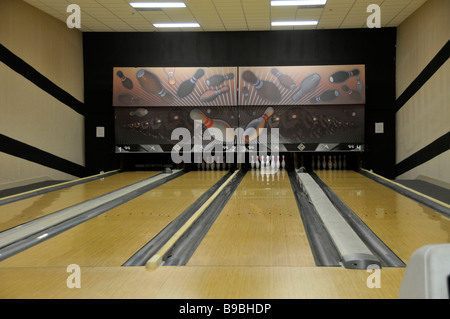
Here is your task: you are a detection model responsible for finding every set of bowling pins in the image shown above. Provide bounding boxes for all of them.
[196,156,231,171]
[311,155,346,170]
[250,155,286,182]
[250,155,285,170]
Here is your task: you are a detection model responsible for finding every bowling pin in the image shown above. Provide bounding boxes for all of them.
[276,156,280,169]
[242,86,249,101]
[136,69,173,104]
[251,155,255,169]
[242,70,281,103]
[328,156,332,170]
[291,73,321,102]
[311,155,315,170]
[271,155,276,170]
[177,68,205,98]
[281,155,286,169]
[116,70,133,90]
[341,85,362,101]
[322,156,326,169]
[163,67,176,85]
[310,90,339,104]
[243,107,275,142]
[255,156,260,169]
[356,76,364,91]
[266,156,270,168]
[206,73,234,87]
[317,155,321,170]
[329,69,360,83]
[190,109,235,142]
[271,68,296,90]
[260,155,265,168]
[129,108,148,117]
[333,155,337,169]
[199,86,229,103]
[118,93,144,105]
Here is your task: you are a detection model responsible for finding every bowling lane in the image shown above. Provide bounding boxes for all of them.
[187,169,316,267]
[315,170,450,263]
[0,171,227,268]
[0,171,160,232]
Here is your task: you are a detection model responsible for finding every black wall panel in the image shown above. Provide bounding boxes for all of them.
[83,28,396,177]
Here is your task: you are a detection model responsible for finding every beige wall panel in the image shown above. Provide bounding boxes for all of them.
[396,0,450,98]
[0,152,77,187]
[396,150,450,185]
[0,0,84,102]
[0,62,85,167]
[396,60,449,162]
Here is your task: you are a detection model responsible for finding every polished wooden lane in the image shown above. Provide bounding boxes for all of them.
[0,171,227,267]
[0,266,405,299]
[0,171,160,232]
[188,169,316,267]
[315,170,450,264]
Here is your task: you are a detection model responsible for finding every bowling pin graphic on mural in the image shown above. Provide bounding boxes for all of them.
[206,73,234,87]
[242,70,282,103]
[199,86,230,103]
[129,108,148,117]
[116,70,133,90]
[271,68,296,90]
[243,107,274,143]
[329,69,360,83]
[291,73,321,102]
[190,108,235,142]
[136,69,174,104]
[177,68,205,98]
[118,93,144,105]
[341,85,362,101]
[163,67,176,86]
[310,90,339,104]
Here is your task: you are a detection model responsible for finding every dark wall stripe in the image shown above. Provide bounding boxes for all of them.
[395,40,449,113]
[395,131,450,177]
[0,134,86,178]
[0,44,85,116]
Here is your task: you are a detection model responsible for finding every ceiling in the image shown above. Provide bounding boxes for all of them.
[22,0,428,32]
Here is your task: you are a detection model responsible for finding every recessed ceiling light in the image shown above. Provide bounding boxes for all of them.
[153,23,200,28]
[271,0,327,6]
[130,2,186,9]
[271,21,318,26]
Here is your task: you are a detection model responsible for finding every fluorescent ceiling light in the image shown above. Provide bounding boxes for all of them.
[153,23,200,28]
[271,0,327,6]
[130,2,186,8]
[272,21,318,26]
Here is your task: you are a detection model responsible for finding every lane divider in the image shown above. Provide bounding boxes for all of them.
[146,170,239,270]
[0,170,182,262]
[0,169,121,206]
[361,169,450,209]
[297,171,381,269]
